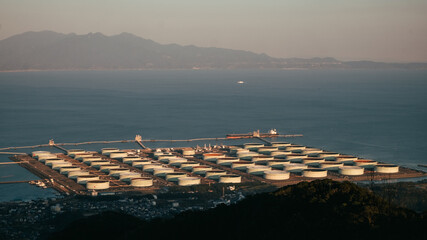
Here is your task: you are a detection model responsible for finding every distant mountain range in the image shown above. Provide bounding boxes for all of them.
[1,31,426,71]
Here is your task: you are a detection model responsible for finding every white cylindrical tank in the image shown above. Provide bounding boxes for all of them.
[180,162,200,171]
[231,161,256,171]
[131,177,153,187]
[67,149,85,157]
[82,157,103,163]
[354,159,378,167]
[285,145,306,151]
[302,157,326,166]
[203,153,226,161]
[99,164,121,172]
[320,162,344,170]
[243,143,265,150]
[270,142,291,148]
[181,148,195,156]
[122,156,142,164]
[74,153,93,160]
[216,157,239,166]
[167,157,188,166]
[32,151,50,158]
[109,168,131,177]
[77,175,99,184]
[165,172,187,182]
[286,154,308,162]
[178,177,201,186]
[375,164,399,174]
[68,170,90,179]
[263,170,290,180]
[142,164,163,173]
[318,152,340,158]
[101,148,120,155]
[119,172,142,182]
[110,151,128,159]
[59,166,81,175]
[339,166,364,176]
[228,146,242,155]
[335,156,358,163]
[37,154,58,162]
[303,169,328,178]
[301,148,323,155]
[45,158,66,166]
[192,166,213,175]
[89,160,110,167]
[267,160,290,168]
[246,166,271,175]
[269,151,292,159]
[257,147,279,155]
[219,174,242,183]
[205,170,227,179]
[153,168,174,177]
[237,151,259,160]
[283,163,308,172]
[51,162,73,170]
[131,160,152,168]
[251,156,275,163]
[86,180,109,190]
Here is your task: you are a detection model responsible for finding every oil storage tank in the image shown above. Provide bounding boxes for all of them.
[131,177,153,187]
[219,174,241,183]
[180,162,200,171]
[132,160,152,168]
[320,162,344,170]
[216,157,239,166]
[67,149,85,157]
[205,170,227,180]
[109,168,131,177]
[119,172,142,182]
[77,175,99,184]
[101,148,120,156]
[231,161,256,171]
[375,164,399,173]
[165,172,187,182]
[51,162,73,170]
[59,166,81,175]
[263,170,290,180]
[243,143,265,150]
[192,166,213,175]
[110,151,128,159]
[68,170,90,180]
[339,166,364,176]
[302,169,328,178]
[153,167,174,177]
[86,180,109,190]
[122,156,142,164]
[246,166,271,176]
[45,158,66,167]
[178,177,201,186]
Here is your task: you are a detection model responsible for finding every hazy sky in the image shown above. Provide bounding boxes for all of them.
[1,0,427,62]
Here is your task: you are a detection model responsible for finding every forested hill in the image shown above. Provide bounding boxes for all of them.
[1,31,426,71]
[50,180,427,240]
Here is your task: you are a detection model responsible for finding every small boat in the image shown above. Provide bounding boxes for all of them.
[237,81,245,84]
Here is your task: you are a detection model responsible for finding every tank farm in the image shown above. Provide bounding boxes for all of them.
[2,131,426,196]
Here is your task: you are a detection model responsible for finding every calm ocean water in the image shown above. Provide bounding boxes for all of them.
[0,69,426,201]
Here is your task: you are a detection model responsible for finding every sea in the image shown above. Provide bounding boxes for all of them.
[0,69,426,202]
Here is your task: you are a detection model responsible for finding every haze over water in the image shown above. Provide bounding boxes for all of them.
[0,69,426,201]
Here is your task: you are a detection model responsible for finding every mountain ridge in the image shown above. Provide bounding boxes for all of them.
[1,31,426,71]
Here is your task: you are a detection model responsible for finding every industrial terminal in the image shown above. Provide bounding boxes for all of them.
[2,130,425,197]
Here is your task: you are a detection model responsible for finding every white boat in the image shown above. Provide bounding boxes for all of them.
[237,81,245,84]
